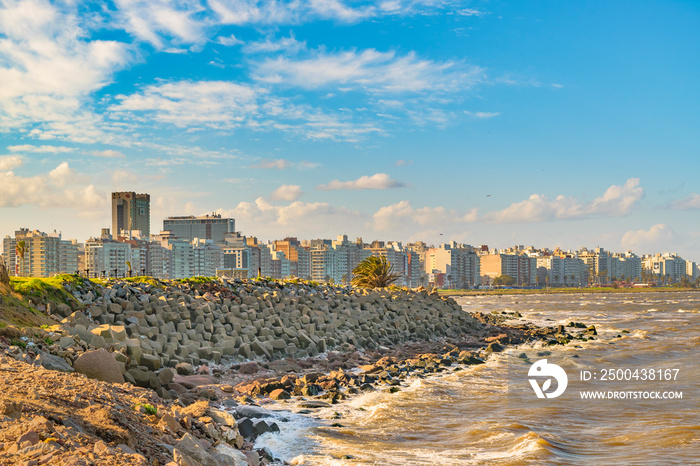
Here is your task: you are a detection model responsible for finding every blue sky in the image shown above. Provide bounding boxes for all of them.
[1,0,699,261]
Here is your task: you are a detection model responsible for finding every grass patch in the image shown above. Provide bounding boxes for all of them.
[123,276,165,288]
[11,277,78,305]
[176,276,215,285]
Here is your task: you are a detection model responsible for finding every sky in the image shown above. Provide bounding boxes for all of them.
[0,0,699,261]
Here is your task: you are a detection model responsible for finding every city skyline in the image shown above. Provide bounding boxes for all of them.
[0,1,699,262]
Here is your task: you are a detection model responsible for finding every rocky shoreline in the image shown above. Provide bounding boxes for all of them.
[0,277,595,465]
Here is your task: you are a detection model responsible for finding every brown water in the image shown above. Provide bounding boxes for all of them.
[255,292,700,465]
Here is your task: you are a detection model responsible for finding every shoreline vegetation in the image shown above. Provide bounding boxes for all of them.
[0,274,662,465]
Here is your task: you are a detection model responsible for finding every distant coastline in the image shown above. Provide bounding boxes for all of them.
[439,287,699,297]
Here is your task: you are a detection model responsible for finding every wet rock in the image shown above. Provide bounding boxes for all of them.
[486,342,504,353]
[297,400,331,409]
[232,406,268,422]
[237,417,254,440]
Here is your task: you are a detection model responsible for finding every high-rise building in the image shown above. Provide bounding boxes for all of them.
[112,192,150,238]
[163,214,234,243]
[2,229,79,277]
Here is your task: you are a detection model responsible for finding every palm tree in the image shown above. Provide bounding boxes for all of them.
[126,261,133,277]
[15,240,26,277]
[351,256,400,288]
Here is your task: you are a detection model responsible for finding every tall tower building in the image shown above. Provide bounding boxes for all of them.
[112,192,150,238]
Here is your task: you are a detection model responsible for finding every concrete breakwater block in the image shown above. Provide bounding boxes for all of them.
[59,279,481,381]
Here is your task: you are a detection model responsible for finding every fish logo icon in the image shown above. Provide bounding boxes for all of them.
[528,359,568,399]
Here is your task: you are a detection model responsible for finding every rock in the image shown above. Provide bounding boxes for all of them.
[297,400,331,409]
[141,354,161,371]
[237,417,254,440]
[73,349,125,384]
[486,342,504,353]
[234,405,273,419]
[207,408,237,427]
[158,368,175,386]
[269,389,291,400]
[252,419,271,437]
[33,352,74,373]
[159,413,182,434]
[0,400,22,419]
[175,362,194,376]
[175,433,216,466]
[214,443,247,466]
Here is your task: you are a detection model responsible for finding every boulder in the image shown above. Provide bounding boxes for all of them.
[141,354,161,371]
[33,352,74,373]
[269,389,291,400]
[175,362,194,376]
[175,433,217,466]
[207,408,237,427]
[214,443,247,466]
[73,349,125,384]
[234,405,273,419]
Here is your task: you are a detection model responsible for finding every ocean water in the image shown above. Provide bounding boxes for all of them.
[253,292,700,465]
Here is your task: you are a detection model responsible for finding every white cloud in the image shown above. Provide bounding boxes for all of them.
[668,193,700,210]
[91,149,126,159]
[252,158,290,169]
[457,8,486,16]
[112,0,209,49]
[250,159,321,170]
[0,161,107,211]
[270,184,303,201]
[0,0,131,142]
[0,155,23,170]
[464,110,500,119]
[209,0,373,25]
[621,224,675,253]
[243,33,306,54]
[317,173,405,190]
[110,80,260,130]
[484,178,644,223]
[217,197,364,239]
[370,200,477,232]
[209,0,454,26]
[395,159,412,166]
[110,79,380,141]
[215,34,243,46]
[7,144,73,153]
[253,49,484,93]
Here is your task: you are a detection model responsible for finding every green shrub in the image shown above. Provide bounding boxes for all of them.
[10,339,26,348]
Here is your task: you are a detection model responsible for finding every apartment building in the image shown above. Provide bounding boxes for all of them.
[480,253,536,286]
[163,214,235,243]
[425,243,481,289]
[2,229,79,277]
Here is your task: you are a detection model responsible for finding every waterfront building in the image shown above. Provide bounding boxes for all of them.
[112,192,150,238]
[426,243,481,289]
[2,229,78,277]
[480,252,536,286]
[163,213,234,243]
